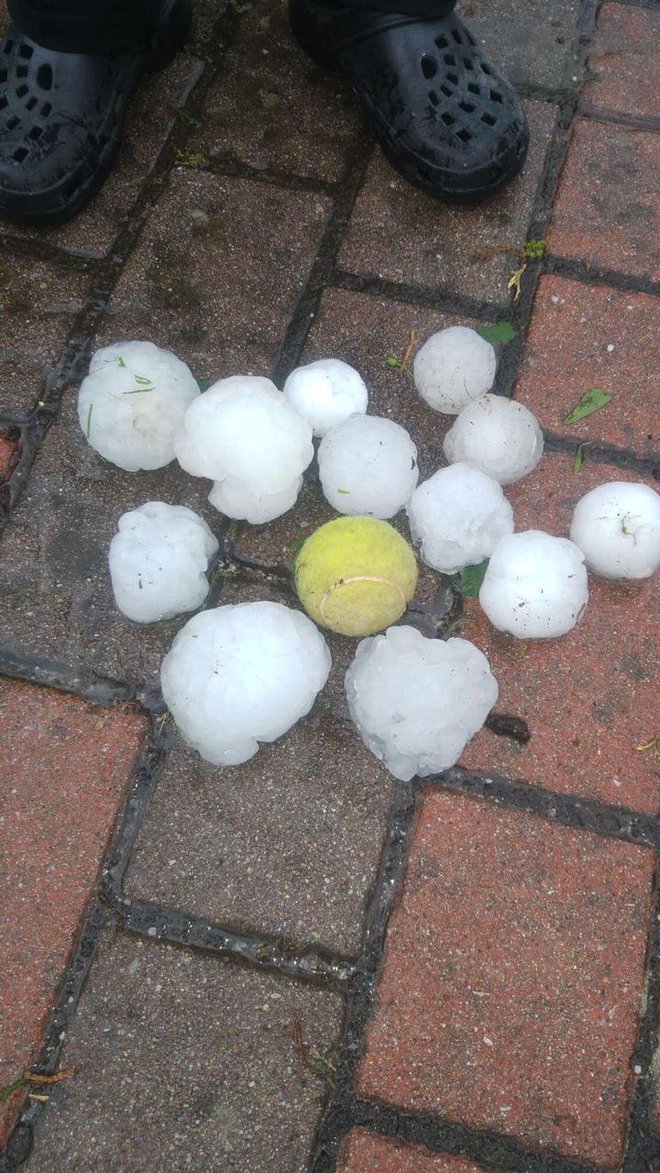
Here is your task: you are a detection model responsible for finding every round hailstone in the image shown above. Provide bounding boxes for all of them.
[160,602,331,766]
[479,530,588,639]
[109,502,218,623]
[209,474,303,525]
[443,393,544,485]
[78,340,199,471]
[283,358,368,437]
[345,625,498,781]
[174,375,313,496]
[318,414,419,518]
[570,481,660,580]
[414,326,496,415]
[407,463,514,573]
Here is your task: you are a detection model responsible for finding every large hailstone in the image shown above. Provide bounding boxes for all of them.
[414,327,496,415]
[283,358,368,438]
[318,414,419,518]
[345,625,498,781]
[479,530,588,639]
[161,602,331,766]
[175,376,313,523]
[407,463,514,573]
[78,340,199,471]
[109,502,218,623]
[570,481,660,581]
[443,393,544,485]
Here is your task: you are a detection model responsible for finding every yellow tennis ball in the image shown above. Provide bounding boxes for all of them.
[294,516,418,637]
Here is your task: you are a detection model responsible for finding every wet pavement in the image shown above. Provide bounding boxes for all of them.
[0,1,658,1171]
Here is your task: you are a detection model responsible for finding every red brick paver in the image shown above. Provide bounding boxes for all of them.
[585,3,660,121]
[460,451,659,815]
[0,681,146,1145]
[337,1129,487,1173]
[0,431,19,482]
[358,790,655,1168]
[549,119,659,281]
[514,275,658,457]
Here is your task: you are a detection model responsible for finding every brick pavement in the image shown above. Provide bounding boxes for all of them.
[0,1,658,1171]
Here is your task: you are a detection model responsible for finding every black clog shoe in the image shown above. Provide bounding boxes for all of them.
[290,0,529,201]
[0,0,191,226]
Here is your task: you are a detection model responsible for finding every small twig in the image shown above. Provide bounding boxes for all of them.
[292,1015,335,1087]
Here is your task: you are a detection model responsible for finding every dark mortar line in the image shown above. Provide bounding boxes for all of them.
[621,868,660,1171]
[421,768,660,853]
[0,231,101,272]
[347,1096,608,1173]
[607,0,657,8]
[515,81,578,105]
[113,897,355,992]
[0,648,133,707]
[543,431,659,478]
[1,897,113,1172]
[544,254,660,298]
[175,151,337,196]
[269,134,376,387]
[579,104,660,134]
[329,268,511,320]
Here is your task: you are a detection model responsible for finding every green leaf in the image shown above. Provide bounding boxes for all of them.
[336,488,351,495]
[562,387,612,426]
[197,378,213,393]
[122,386,155,395]
[522,238,546,261]
[0,1078,28,1104]
[453,559,489,598]
[386,356,402,368]
[134,374,153,385]
[476,322,517,345]
[85,403,93,440]
[573,442,588,475]
[116,356,127,368]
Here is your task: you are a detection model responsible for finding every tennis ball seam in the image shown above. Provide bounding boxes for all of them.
[319,575,407,622]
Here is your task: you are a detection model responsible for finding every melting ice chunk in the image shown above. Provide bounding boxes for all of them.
[479,530,588,639]
[283,358,368,438]
[407,462,514,573]
[570,481,660,580]
[318,414,419,519]
[443,393,544,485]
[414,327,496,415]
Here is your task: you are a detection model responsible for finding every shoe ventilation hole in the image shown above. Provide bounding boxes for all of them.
[6,115,19,130]
[16,83,28,97]
[13,146,28,161]
[429,90,439,106]
[463,57,474,70]
[36,64,53,90]
[435,35,449,49]
[441,111,455,127]
[444,53,456,66]
[456,127,472,142]
[446,72,459,85]
[466,29,477,45]
[490,89,503,102]
[28,124,42,140]
[416,163,432,183]
[421,54,437,79]
[459,100,475,112]
[440,83,453,97]
[451,29,462,44]
[18,43,33,59]
[481,111,496,125]
[0,96,6,110]
[26,95,37,110]
[0,67,6,83]
[16,64,28,78]
[41,101,52,116]
[480,61,493,76]
[467,81,480,95]
[3,40,14,54]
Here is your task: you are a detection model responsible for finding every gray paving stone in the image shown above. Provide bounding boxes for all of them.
[0,250,92,419]
[337,102,558,305]
[93,170,332,383]
[191,0,362,182]
[26,930,343,1173]
[463,0,580,90]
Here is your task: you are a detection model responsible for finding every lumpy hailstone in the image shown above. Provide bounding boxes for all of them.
[407,463,514,573]
[480,530,588,639]
[161,602,331,766]
[570,481,660,581]
[174,376,313,522]
[346,625,498,781]
[414,327,496,415]
[109,502,218,623]
[283,358,368,437]
[78,340,199,471]
[443,393,544,485]
[318,414,419,518]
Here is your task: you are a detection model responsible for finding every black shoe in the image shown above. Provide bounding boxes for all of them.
[289,0,529,202]
[0,0,191,226]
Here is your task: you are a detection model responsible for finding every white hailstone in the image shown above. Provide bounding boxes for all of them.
[414,326,496,415]
[443,393,544,484]
[78,340,199,471]
[208,475,303,525]
[160,602,331,766]
[318,414,419,518]
[570,481,660,580]
[283,358,368,437]
[174,376,314,515]
[479,530,588,639]
[407,463,514,574]
[345,625,498,781]
[109,502,218,623]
